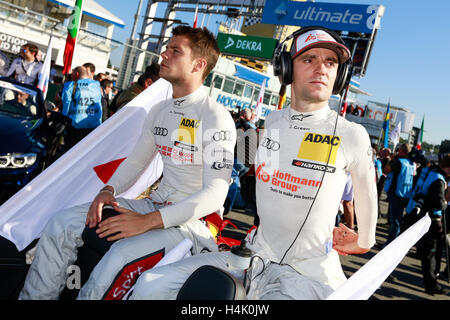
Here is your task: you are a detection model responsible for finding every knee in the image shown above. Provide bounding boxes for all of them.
[131,269,175,300]
[43,209,70,236]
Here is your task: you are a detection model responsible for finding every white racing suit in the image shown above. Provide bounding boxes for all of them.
[127,105,378,300]
[19,86,236,300]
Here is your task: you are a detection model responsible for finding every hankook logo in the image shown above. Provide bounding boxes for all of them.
[292,160,336,173]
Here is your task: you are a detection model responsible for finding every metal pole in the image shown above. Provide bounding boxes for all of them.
[130,0,144,40]
[340,39,357,117]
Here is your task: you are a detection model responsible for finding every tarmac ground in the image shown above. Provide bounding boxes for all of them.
[222,193,450,300]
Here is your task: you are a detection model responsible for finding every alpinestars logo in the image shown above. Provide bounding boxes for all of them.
[174,99,185,106]
[291,114,312,121]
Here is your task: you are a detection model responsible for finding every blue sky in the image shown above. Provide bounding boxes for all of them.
[97,0,449,146]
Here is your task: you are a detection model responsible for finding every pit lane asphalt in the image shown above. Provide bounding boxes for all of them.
[222,193,450,300]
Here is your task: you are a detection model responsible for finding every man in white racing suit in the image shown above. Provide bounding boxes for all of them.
[19,26,236,300]
[126,27,378,300]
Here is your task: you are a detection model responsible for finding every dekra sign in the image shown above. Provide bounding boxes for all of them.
[235,39,262,52]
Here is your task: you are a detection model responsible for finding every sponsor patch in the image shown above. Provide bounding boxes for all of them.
[291,159,336,173]
[103,249,164,300]
[157,144,193,163]
[297,132,341,165]
[177,117,200,145]
[255,162,322,195]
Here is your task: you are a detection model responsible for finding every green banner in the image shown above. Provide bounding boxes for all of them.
[217,33,278,60]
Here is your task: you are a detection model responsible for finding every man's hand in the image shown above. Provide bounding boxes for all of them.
[86,187,119,228]
[333,223,369,256]
[96,206,164,241]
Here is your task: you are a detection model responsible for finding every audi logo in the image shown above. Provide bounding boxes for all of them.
[261,137,280,151]
[212,131,232,141]
[211,160,233,170]
[153,127,168,136]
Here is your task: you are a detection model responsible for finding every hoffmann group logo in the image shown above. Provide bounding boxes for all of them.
[256,162,322,193]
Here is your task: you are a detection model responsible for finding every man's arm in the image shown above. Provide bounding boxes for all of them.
[95,107,236,240]
[426,179,447,212]
[85,107,159,229]
[342,200,355,230]
[158,110,236,228]
[5,58,18,77]
[446,184,450,203]
[334,125,378,255]
[60,81,72,116]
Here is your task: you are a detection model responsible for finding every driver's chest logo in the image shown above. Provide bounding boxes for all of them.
[297,132,341,165]
[177,117,200,145]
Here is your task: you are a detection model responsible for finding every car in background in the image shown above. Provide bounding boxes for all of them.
[0,77,69,204]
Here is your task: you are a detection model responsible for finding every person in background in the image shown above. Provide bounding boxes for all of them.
[83,62,96,80]
[382,143,415,246]
[108,62,160,115]
[100,79,113,121]
[406,155,450,295]
[61,65,103,150]
[0,49,10,76]
[337,173,355,230]
[6,43,42,85]
[95,73,108,82]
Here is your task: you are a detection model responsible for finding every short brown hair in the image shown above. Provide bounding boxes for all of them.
[83,62,96,74]
[172,26,220,79]
[399,143,412,155]
[24,43,39,56]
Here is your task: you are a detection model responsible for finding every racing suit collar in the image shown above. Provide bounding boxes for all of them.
[171,85,204,108]
[287,105,330,124]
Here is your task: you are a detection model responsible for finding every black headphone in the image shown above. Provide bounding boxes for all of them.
[273,26,352,95]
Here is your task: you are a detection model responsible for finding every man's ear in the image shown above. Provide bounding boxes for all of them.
[144,78,154,89]
[193,58,207,74]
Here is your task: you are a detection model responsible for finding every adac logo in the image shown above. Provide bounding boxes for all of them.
[177,117,200,145]
[297,132,341,165]
[180,118,200,129]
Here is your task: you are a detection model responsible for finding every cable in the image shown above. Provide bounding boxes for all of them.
[279,91,345,265]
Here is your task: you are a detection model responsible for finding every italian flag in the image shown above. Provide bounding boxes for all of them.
[416,116,424,150]
[62,0,84,75]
